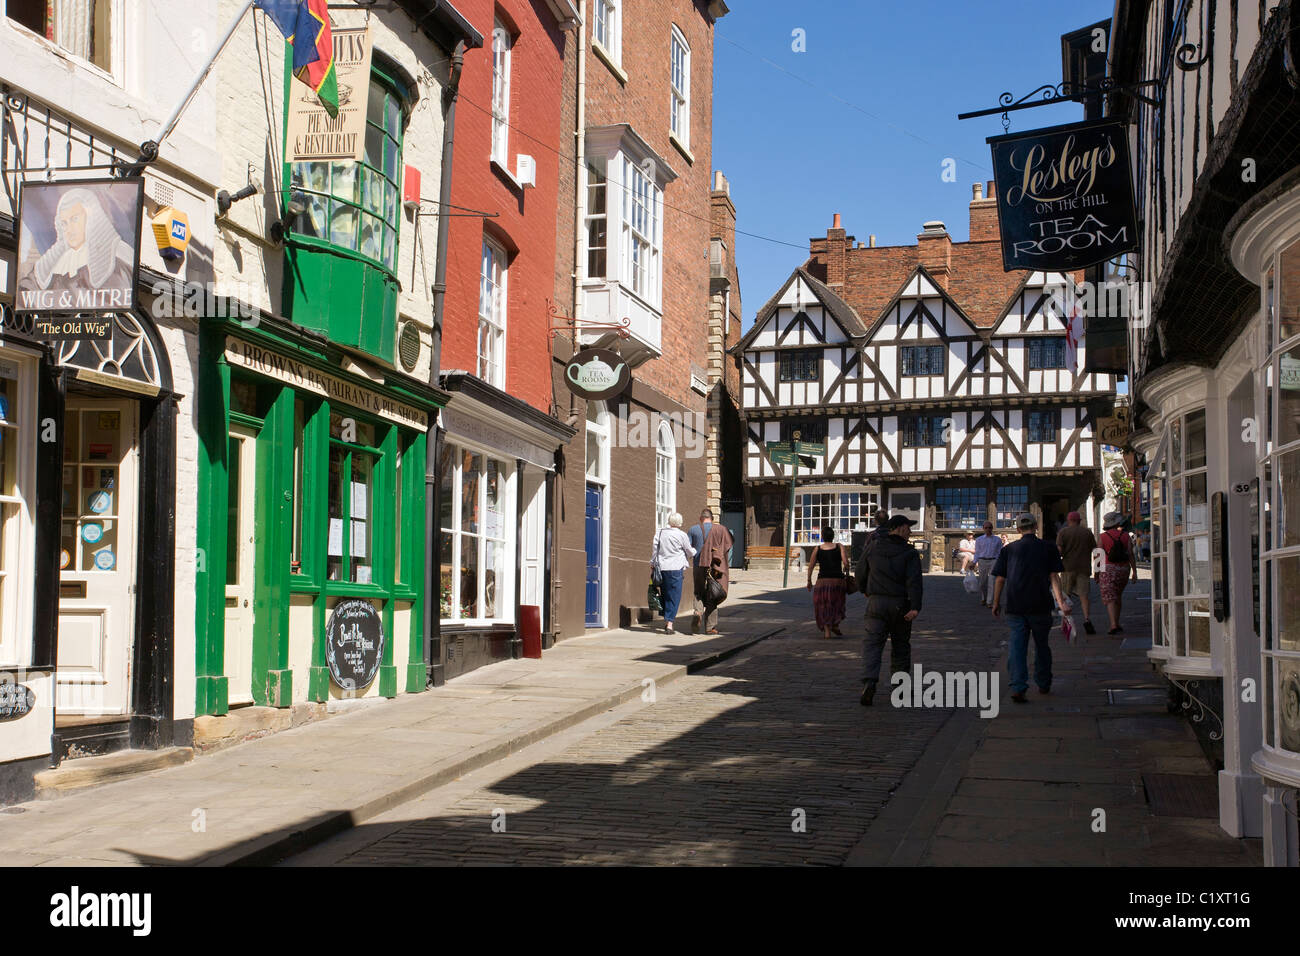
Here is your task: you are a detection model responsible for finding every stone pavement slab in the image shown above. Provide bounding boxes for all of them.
[0,571,795,867]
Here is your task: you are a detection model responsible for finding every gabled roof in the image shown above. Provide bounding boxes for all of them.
[860,264,982,340]
[733,265,867,353]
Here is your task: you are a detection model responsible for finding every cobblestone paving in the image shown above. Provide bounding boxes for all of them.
[322,576,997,865]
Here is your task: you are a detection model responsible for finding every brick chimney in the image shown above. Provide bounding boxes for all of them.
[917,220,952,289]
[969,179,999,242]
[812,213,851,290]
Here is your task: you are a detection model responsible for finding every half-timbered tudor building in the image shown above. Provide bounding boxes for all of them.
[735,194,1117,570]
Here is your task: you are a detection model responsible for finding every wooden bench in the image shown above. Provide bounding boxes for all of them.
[744,545,803,570]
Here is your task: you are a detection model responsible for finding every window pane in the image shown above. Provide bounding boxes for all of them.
[359,213,383,261]
[439,532,453,618]
[362,165,384,215]
[330,201,359,250]
[484,539,502,618]
[327,446,344,580]
[459,533,478,619]
[438,441,455,530]
[349,453,373,583]
[1185,410,1207,469]
[1185,473,1208,534]
[461,451,481,531]
[1278,556,1300,651]
[1279,344,1300,447]
[332,162,359,204]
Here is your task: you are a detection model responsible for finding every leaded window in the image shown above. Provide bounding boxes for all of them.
[1028,336,1068,369]
[935,487,986,529]
[901,344,945,376]
[901,414,945,448]
[779,349,820,383]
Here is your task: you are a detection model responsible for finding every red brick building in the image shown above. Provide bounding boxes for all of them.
[550,0,730,635]
[435,0,578,678]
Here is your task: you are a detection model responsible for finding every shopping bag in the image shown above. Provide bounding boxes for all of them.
[647,579,663,615]
[1062,615,1074,643]
[963,570,981,595]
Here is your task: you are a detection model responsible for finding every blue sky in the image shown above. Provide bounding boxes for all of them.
[712,0,1115,328]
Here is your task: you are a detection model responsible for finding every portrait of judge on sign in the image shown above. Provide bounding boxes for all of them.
[15,178,143,315]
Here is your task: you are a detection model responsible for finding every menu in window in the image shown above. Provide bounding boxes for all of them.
[328,518,343,557]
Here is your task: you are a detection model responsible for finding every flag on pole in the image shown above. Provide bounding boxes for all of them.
[1064,282,1084,375]
[257,0,339,118]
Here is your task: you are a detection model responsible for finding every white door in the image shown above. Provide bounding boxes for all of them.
[57,401,138,715]
[889,487,925,531]
[519,470,545,619]
[223,426,257,706]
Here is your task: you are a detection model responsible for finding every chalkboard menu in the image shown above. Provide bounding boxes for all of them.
[1211,492,1229,623]
[325,600,384,691]
[0,681,35,720]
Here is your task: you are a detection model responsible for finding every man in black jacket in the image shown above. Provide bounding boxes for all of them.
[856,514,923,706]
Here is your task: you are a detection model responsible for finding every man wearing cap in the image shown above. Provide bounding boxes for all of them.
[855,514,923,706]
[1055,511,1097,635]
[992,513,1071,703]
[972,520,1003,607]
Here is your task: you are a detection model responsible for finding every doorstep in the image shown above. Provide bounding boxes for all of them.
[34,747,194,796]
[192,702,329,754]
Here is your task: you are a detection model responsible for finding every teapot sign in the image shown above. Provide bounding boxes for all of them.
[564,348,631,400]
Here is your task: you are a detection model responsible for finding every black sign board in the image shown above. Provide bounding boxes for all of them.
[325,599,385,691]
[1211,491,1229,623]
[987,119,1138,272]
[563,348,631,401]
[0,680,35,721]
[15,178,144,336]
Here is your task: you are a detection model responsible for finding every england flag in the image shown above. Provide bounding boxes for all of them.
[1064,283,1084,375]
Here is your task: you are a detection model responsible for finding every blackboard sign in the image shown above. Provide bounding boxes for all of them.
[987,119,1138,272]
[1211,492,1229,623]
[326,599,384,691]
[0,680,35,721]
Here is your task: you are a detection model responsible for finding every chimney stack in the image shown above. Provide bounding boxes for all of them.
[969,179,999,242]
[712,170,729,194]
[818,213,849,289]
[917,220,952,289]
[869,234,876,248]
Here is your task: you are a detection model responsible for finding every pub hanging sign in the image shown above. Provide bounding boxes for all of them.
[987,119,1138,273]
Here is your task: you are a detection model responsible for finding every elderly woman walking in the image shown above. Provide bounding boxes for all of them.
[651,513,695,633]
[807,524,850,638]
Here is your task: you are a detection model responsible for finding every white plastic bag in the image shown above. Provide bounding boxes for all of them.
[963,570,981,595]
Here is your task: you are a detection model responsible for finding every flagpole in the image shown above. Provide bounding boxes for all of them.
[123,0,257,174]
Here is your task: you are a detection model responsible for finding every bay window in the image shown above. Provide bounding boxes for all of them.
[586,160,607,278]
[1154,408,1211,658]
[622,155,661,304]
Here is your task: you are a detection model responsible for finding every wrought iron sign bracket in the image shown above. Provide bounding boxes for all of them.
[546,299,631,343]
[1165,675,1224,743]
[958,77,1164,124]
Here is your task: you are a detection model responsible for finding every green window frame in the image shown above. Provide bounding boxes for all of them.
[326,413,387,587]
[289,74,405,274]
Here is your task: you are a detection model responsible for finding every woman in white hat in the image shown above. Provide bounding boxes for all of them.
[1097,511,1137,635]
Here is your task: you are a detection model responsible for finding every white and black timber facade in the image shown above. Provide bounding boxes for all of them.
[734,196,1117,569]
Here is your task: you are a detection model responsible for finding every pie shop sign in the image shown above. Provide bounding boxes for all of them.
[988,119,1139,272]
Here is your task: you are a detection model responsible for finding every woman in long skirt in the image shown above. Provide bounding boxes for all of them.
[806,524,849,639]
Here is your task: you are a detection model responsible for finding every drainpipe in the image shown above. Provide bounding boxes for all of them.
[568,13,586,426]
[424,38,467,686]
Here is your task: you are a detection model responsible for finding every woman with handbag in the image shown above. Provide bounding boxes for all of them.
[807,524,851,638]
[696,517,735,635]
[651,513,695,633]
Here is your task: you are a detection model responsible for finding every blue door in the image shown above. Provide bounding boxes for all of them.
[585,483,603,626]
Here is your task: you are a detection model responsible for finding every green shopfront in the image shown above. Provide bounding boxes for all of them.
[195,322,445,713]
[193,51,448,716]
